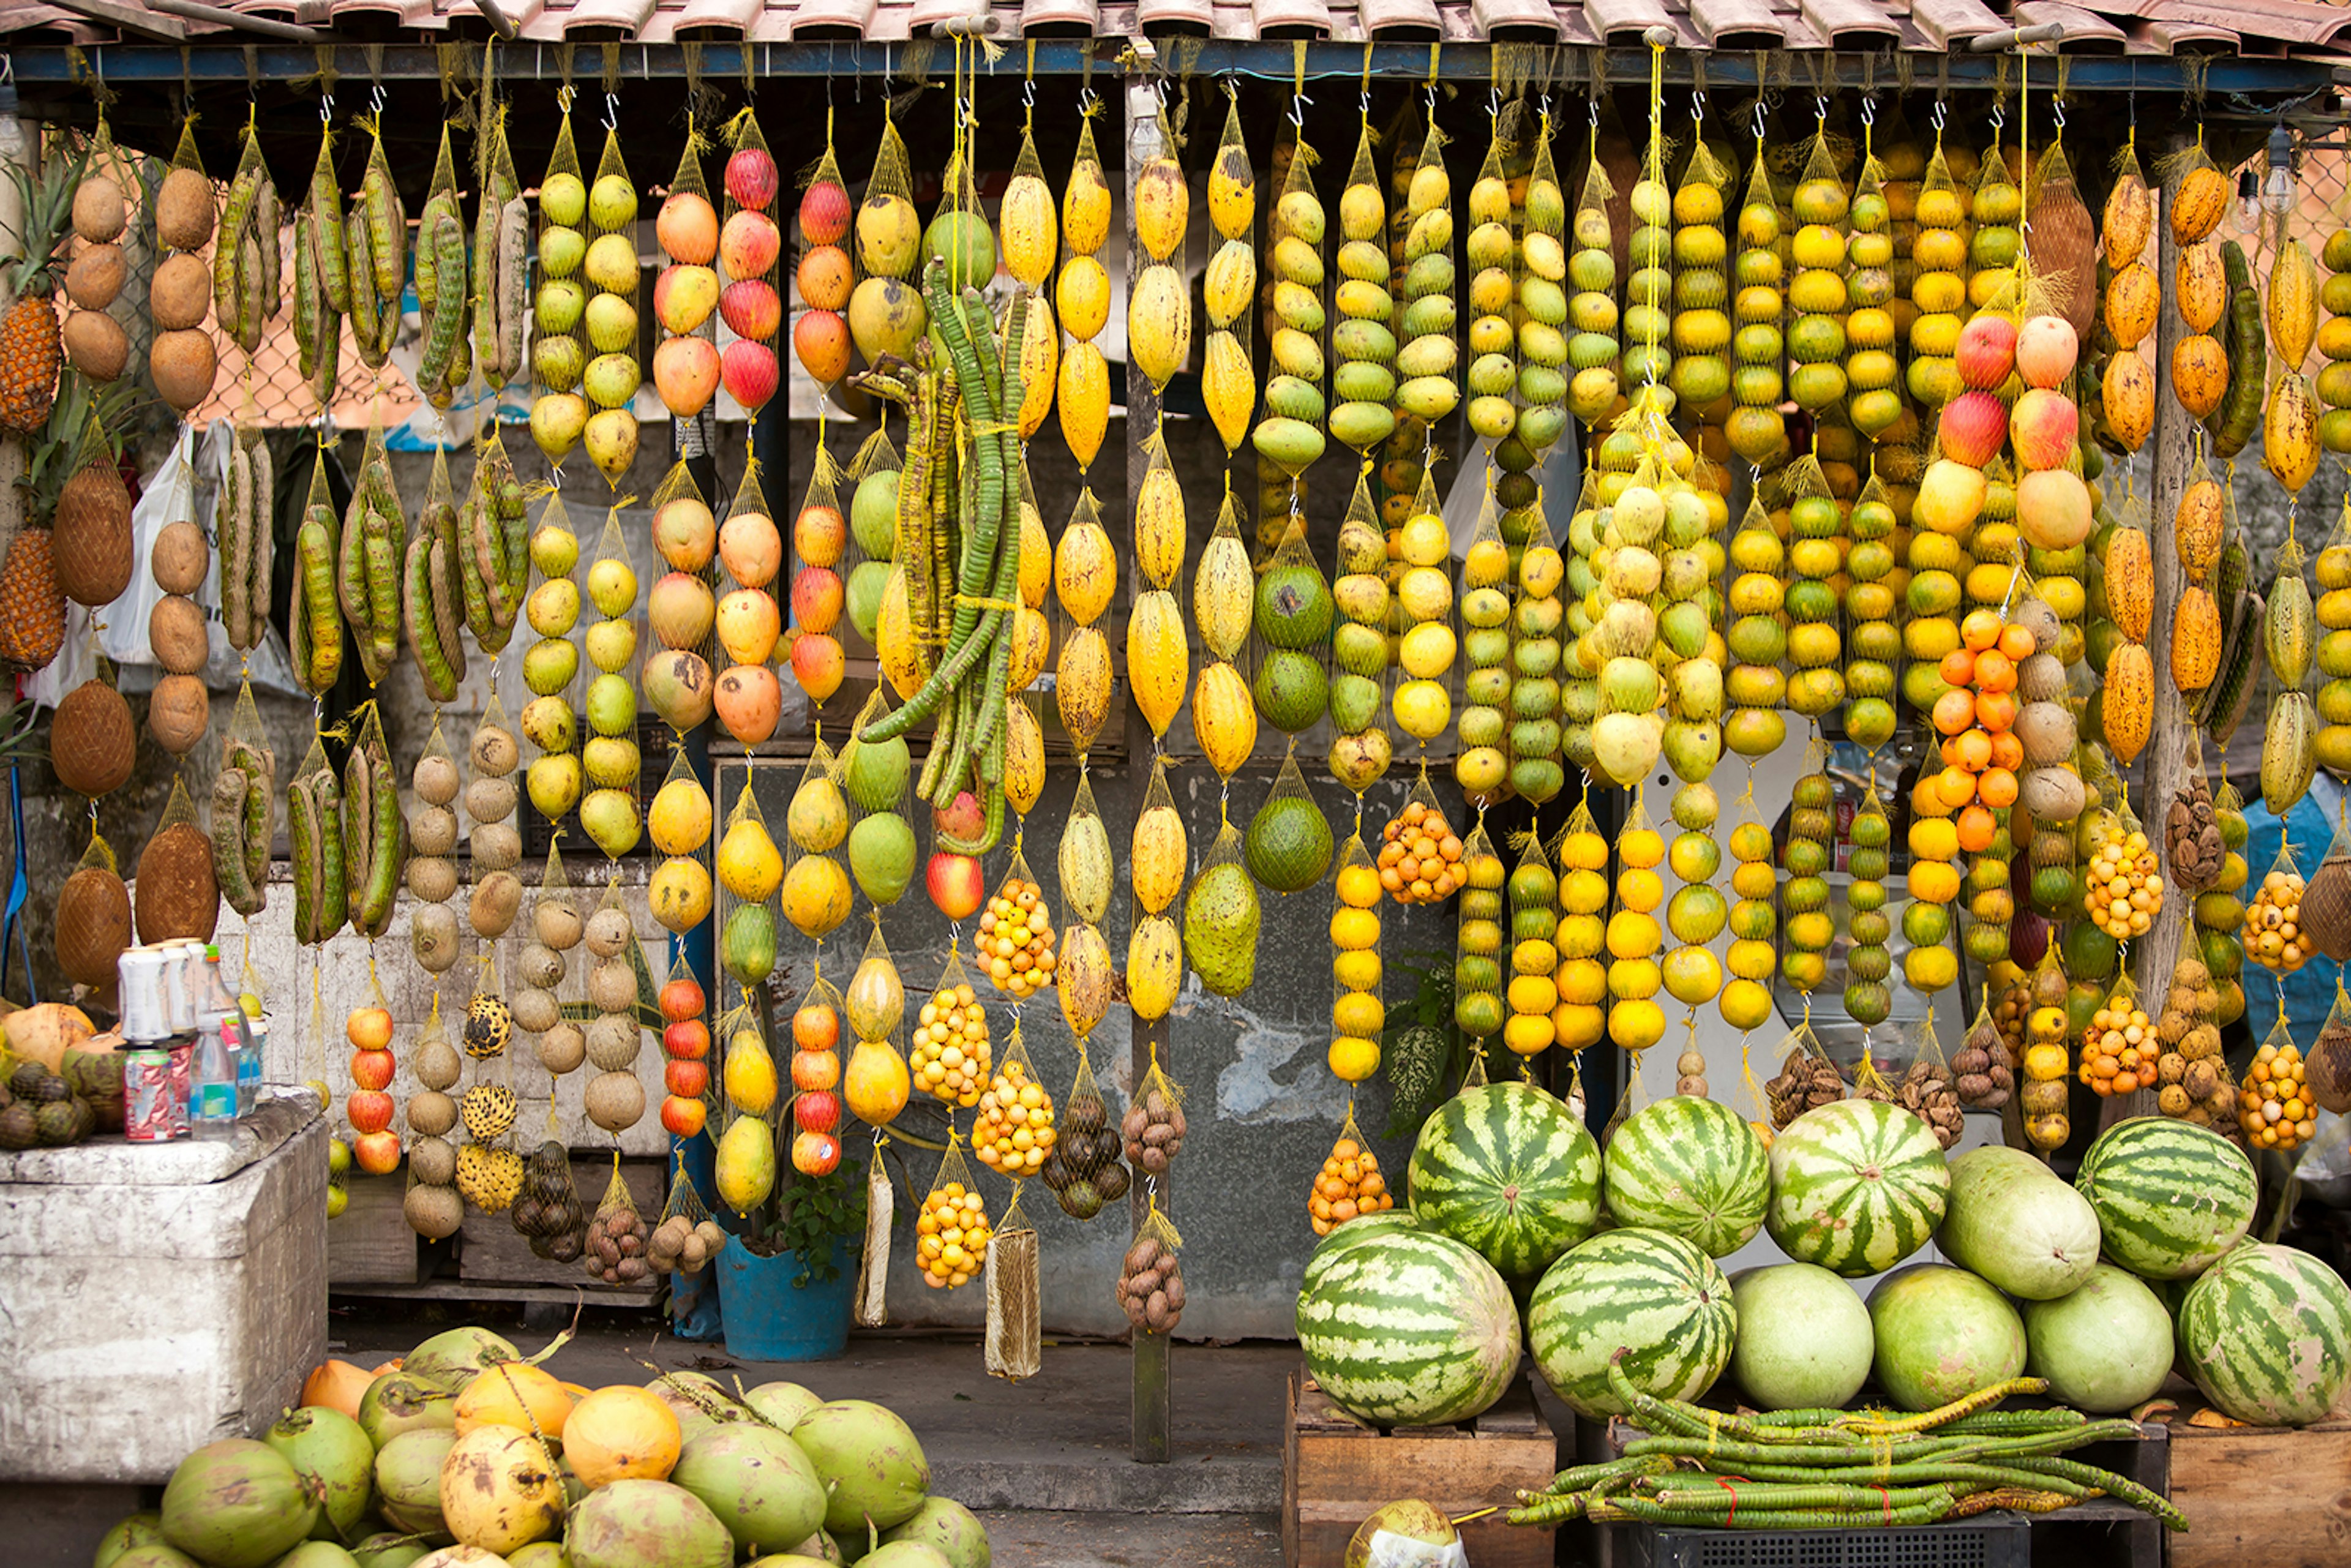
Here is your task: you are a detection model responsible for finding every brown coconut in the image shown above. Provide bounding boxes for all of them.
[54,457,133,607]
[2310,1021,2351,1115]
[149,595,209,675]
[150,329,217,413]
[405,1182,464,1241]
[583,1070,645,1133]
[65,244,124,310]
[50,678,135,797]
[153,167,216,253]
[72,174,126,244]
[151,522,209,596]
[2303,853,2351,964]
[150,253,211,331]
[2027,165,2100,343]
[61,311,127,384]
[133,821,218,943]
[146,674,210,756]
[54,864,131,988]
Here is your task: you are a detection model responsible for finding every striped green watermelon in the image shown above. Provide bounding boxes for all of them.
[1294,1229,1520,1427]
[1527,1228,1736,1419]
[1300,1212,1422,1294]
[2074,1117,2257,1281]
[2178,1242,2351,1426]
[1603,1095,1771,1257]
[1765,1100,1950,1278]
[1408,1081,1600,1280]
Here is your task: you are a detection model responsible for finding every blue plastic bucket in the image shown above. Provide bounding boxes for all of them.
[715,1232,856,1362]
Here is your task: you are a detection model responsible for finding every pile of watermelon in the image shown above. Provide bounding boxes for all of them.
[1297,1079,2351,1432]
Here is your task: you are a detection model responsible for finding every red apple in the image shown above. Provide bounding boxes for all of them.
[658,190,719,266]
[719,209,781,282]
[353,1129,403,1175]
[719,278,782,341]
[792,1129,841,1176]
[2015,315,2079,391]
[347,1090,396,1136]
[798,178,850,243]
[1955,314,2018,392]
[792,1001,839,1051]
[350,1049,396,1092]
[346,1006,393,1051]
[660,975,705,1022]
[721,339,779,411]
[664,1058,710,1098]
[662,1095,708,1139]
[653,263,719,334]
[2008,387,2079,473]
[1936,390,2009,469]
[794,1089,839,1134]
[664,1018,711,1060]
[932,790,985,843]
[792,1048,841,1092]
[927,851,985,921]
[726,146,781,212]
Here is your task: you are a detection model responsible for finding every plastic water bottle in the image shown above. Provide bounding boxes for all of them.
[190,1013,238,1141]
[202,947,261,1113]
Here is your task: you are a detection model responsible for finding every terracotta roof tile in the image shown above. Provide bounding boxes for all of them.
[2014,0,2128,47]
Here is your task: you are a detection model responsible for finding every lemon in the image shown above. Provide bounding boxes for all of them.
[1399,623,1457,679]
[1607,910,1661,961]
[1330,907,1381,950]
[1333,950,1382,992]
[1555,911,1605,958]
[1662,945,1723,1006]
[1503,1014,1555,1057]
[1392,680,1450,740]
[1553,1003,1607,1051]
[1329,1036,1381,1082]
[1610,998,1668,1051]
[1555,957,1608,1005]
[1718,977,1775,1031]
[1399,513,1450,567]
[1508,973,1559,1018]
[1904,945,1960,991]
[1727,938,1777,981]
[1333,992,1385,1039]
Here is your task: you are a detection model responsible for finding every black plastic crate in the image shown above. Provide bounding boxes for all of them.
[1618,1511,2032,1568]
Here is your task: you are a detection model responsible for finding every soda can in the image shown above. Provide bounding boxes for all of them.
[160,940,197,1033]
[167,1042,192,1138]
[124,1050,174,1142]
[117,947,171,1041]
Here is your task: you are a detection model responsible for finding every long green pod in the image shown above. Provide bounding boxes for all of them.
[315,765,347,938]
[417,209,468,392]
[363,156,403,302]
[1639,1481,1958,1514]
[428,537,466,694]
[214,165,262,317]
[1834,1378,2050,1434]
[310,135,350,313]
[218,446,249,653]
[361,747,402,932]
[459,496,495,643]
[288,776,318,942]
[242,759,272,893]
[341,743,373,920]
[913,679,958,803]
[344,206,382,369]
[245,437,272,631]
[298,514,341,692]
[211,767,260,917]
[923,263,1005,650]
[291,208,320,378]
[403,535,446,702]
[2003,1455,2188,1529]
[364,525,399,673]
[337,476,372,631]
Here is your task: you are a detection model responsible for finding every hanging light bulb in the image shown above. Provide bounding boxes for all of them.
[2236,169,2263,235]
[2263,123,2298,217]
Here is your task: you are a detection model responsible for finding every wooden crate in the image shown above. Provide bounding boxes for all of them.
[326,1172,420,1286]
[1282,1370,1559,1568]
[2169,1394,2351,1568]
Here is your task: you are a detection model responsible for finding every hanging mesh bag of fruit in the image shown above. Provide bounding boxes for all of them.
[582,1157,651,1288]
[984,1183,1041,1381]
[1308,1101,1395,1236]
[1117,1201,1186,1337]
[650,1150,727,1275]
[918,1134,992,1290]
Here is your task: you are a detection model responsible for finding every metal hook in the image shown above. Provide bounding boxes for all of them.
[320,91,334,123]
[1690,88,1705,123]
[602,91,619,130]
[1815,92,1828,122]
[1990,99,2006,131]
[1488,84,1501,118]
[1753,97,1766,138]
[1360,88,1371,114]
[370,84,387,114]
[1859,96,1875,128]
[1425,82,1438,111]
[1932,98,1948,132]
[1291,89,1312,127]
[1022,76,1035,110]
[1079,84,1099,113]
[2052,97,2066,129]
[1591,97,1602,129]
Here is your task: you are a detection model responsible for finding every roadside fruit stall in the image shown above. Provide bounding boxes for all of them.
[3,6,2351,1563]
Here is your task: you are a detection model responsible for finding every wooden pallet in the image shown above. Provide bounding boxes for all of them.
[1281,1369,1559,1568]
[2169,1393,2351,1568]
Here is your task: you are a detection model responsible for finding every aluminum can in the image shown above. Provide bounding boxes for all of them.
[124,1050,176,1142]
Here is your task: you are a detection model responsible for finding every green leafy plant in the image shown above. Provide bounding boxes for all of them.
[1381,948,1471,1139]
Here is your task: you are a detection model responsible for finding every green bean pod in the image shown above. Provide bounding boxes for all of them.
[298,514,341,692]
[211,767,261,917]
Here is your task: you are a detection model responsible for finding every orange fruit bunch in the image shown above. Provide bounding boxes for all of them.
[2241,1040,2315,1150]
[1307,1138,1395,1236]
[1927,609,2034,855]
[1377,798,1469,904]
[2080,995,2154,1097]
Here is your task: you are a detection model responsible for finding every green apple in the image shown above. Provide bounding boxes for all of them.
[588,173,639,231]
[531,334,585,394]
[585,672,637,737]
[529,392,588,460]
[540,171,588,227]
[530,523,580,579]
[527,752,583,820]
[585,233,639,293]
[585,293,638,355]
[519,695,577,754]
[523,636,579,696]
[585,617,637,673]
[583,352,641,410]
[583,735,640,789]
[538,225,587,280]
[587,557,638,618]
[526,579,581,639]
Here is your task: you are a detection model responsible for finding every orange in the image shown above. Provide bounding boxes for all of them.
[1975,691,2017,732]
[1962,607,2004,650]
[1932,687,1977,735]
[1989,731,2025,771]
[1957,805,1997,852]
[1952,729,1993,771]
[1937,765,1978,809]
[1940,648,1977,686]
[1908,860,1963,903]
[1911,775,1956,818]
[1973,648,2015,692]
[1979,767,2019,808]
[1998,622,2038,661]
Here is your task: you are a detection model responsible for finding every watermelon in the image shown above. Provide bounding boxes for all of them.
[1409,1082,1600,1280]
[1728,1262,1873,1411]
[1937,1146,2100,1300]
[1295,1229,1520,1427]
[1867,1264,2027,1412]
[1603,1095,1770,1258]
[1300,1212,1422,1294]
[1526,1228,1736,1419]
[2074,1117,2257,1280]
[2177,1242,2351,1426]
[2023,1263,2173,1414]
[1765,1100,1950,1278]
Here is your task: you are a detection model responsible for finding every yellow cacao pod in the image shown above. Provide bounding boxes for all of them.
[2102,641,2154,765]
[2103,261,2160,350]
[1134,461,1187,591]
[2173,166,2231,246]
[1125,913,1183,1022]
[1203,238,1256,330]
[2102,171,2153,268]
[1017,501,1051,610]
[2102,348,2154,452]
[1057,341,1109,470]
[1003,695,1044,816]
[2172,585,2224,692]
[1054,512,1118,627]
[1193,659,1258,778]
[1008,604,1051,691]
[999,171,1057,288]
[2172,334,2229,419]
[1127,588,1188,737]
[1057,920,1116,1041]
[1202,331,1255,455]
[1056,254,1110,342]
[2272,238,2319,370]
[1209,139,1255,241]
[1059,806,1114,925]
[1134,156,1188,263]
[2106,524,2153,643]
[2176,242,2227,334]
[1014,295,1057,438]
[1056,623,1113,754]
[2175,478,2225,585]
[1063,160,1113,255]
[1131,799,1188,915]
[2263,690,2319,815]
[2265,371,2320,493]
[2268,561,2316,689]
[1193,525,1255,661]
[875,563,927,700]
[1128,262,1191,393]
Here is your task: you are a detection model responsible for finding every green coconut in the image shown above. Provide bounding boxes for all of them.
[272,1546,361,1568]
[878,1498,991,1568]
[105,1551,201,1568]
[669,1424,828,1553]
[567,1479,735,1568]
[793,1401,931,1534]
[159,1439,320,1568]
[358,1371,459,1449]
[741,1381,822,1431]
[854,1547,950,1568]
[647,1371,753,1442]
[91,1512,167,1568]
[506,1544,572,1568]
[264,1405,377,1541]
[404,1327,522,1390]
[350,1537,434,1568]
[373,1428,458,1537]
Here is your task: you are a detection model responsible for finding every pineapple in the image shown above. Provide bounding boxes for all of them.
[0,369,103,673]
[0,132,88,434]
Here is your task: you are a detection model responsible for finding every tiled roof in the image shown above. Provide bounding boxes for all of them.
[6,0,2351,58]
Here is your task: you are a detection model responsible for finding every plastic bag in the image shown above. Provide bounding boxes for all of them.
[1896,1011,1963,1148]
[918,1135,991,1290]
[649,1150,726,1274]
[913,948,992,1108]
[974,1022,1056,1178]
[2246,833,2312,975]
[515,1140,588,1259]
[1117,1201,1185,1335]
[2245,1006,2315,1152]
[984,1184,1041,1381]
[1953,995,2015,1111]
[1124,1052,1187,1178]
[855,1140,893,1326]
